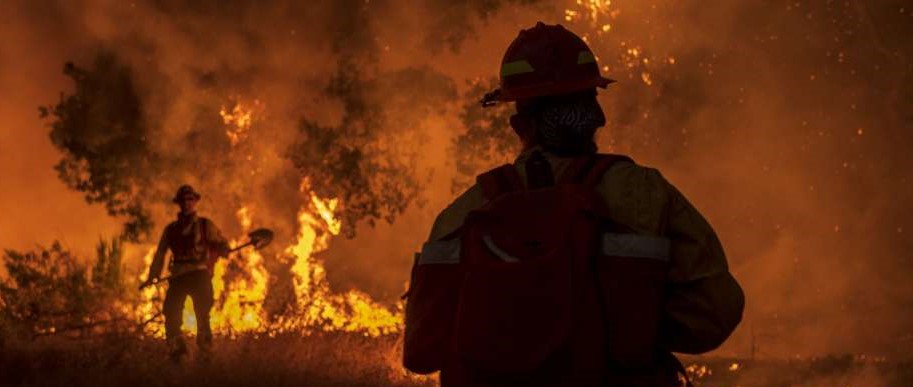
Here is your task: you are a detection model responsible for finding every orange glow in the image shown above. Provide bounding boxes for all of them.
[4,0,908,376]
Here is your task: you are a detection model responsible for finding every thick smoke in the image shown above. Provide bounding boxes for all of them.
[563,0,913,358]
[1,0,911,361]
[35,0,474,245]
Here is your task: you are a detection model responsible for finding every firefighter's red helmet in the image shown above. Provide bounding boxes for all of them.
[482,22,614,106]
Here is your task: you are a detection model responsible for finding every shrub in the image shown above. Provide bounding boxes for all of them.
[0,239,131,339]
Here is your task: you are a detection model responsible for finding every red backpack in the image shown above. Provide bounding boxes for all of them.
[405,154,676,386]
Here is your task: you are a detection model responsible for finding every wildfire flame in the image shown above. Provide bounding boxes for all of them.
[137,100,401,339]
[206,206,269,335]
[279,192,402,336]
[219,100,261,146]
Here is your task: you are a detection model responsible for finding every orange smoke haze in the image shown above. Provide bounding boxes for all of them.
[0,3,119,255]
[1,0,911,361]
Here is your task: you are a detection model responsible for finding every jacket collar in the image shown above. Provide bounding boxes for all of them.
[177,211,198,223]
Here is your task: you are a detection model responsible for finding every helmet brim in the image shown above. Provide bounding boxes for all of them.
[172,192,201,204]
[481,76,616,107]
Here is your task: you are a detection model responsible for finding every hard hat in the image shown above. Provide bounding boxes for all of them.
[482,22,614,107]
[172,184,201,204]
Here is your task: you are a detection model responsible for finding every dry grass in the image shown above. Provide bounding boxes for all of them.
[1,333,910,387]
[0,332,435,387]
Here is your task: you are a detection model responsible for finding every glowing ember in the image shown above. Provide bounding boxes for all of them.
[569,0,613,24]
[641,72,653,85]
[686,364,713,378]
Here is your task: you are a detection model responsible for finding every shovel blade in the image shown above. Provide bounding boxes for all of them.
[247,228,274,249]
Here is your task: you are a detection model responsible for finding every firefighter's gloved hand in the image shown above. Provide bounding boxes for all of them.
[217,243,231,258]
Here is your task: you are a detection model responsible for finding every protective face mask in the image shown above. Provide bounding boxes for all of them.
[534,94,605,156]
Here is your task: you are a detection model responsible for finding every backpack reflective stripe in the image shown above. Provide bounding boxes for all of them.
[601,233,671,262]
[418,239,461,265]
[416,233,670,265]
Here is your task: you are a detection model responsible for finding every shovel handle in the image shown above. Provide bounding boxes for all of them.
[229,241,254,253]
[139,236,266,290]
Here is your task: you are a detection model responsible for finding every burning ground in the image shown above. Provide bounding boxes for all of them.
[1,0,912,386]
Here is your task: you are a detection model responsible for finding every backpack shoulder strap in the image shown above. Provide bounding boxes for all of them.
[199,217,208,241]
[559,154,634,186]
[583,154,633,187]
[477,164,524,201]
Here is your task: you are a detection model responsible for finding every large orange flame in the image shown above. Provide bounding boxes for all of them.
[278,191,403,336]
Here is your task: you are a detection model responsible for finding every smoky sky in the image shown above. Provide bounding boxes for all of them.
[1,0,911,360]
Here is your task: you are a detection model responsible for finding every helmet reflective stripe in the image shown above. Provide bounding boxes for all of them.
[500,60,535,77]
[577,50,596,64]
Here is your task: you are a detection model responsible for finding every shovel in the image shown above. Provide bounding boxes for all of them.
[139,228,274,289]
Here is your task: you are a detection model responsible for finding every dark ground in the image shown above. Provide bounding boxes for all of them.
[1,333,909,387]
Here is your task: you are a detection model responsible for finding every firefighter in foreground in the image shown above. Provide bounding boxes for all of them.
[403,22,744,386]
[140,185,230,361]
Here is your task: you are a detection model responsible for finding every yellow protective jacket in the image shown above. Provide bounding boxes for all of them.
[425,148,744,355]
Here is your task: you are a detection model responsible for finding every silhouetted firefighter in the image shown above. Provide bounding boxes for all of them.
[403,22,744,386]
[140,185,230,361]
